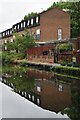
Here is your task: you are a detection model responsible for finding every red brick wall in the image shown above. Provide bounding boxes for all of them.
[26,45,54,55]
[40,8,70,42]
[26,45,54,63]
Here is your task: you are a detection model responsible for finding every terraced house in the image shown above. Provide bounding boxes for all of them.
[2,7,80,64]
[0,7,70,46]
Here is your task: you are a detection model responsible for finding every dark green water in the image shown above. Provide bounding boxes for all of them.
[2,65,80,120]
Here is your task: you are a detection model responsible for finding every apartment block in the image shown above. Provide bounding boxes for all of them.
[0,7,70,46]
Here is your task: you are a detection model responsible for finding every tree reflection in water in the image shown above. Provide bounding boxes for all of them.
[63,80,80,120]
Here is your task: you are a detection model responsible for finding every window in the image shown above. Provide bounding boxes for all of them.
[10,30,12,35]
[36,16,38,23]
[31,19,33,25]
[4,40,7,44]
[5,46,7,50]
[18,24,19,29]
[3,32,5,37]
[36,29,40,40]
[11,39,13,42]
[37,98,40,105]
[32,96,34,101]
[21,23,23,28]
[23,21,25,27]
[13,35,15,39]
[14,26,16,30]
[37,86,41,92]
[36,29,40,34]
[58,29,62,40]
[27,20,29,26]
[8,30,9,35]
[28,94,31,99]
[43,51,48,55]
[58,84,63,91]
[6,31,8,35]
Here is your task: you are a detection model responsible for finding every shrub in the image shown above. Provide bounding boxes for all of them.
[52,66,80,78]
[61,61,66,66]
[67,63,72,67]
[20,61,27,66]
[73,62,80,67]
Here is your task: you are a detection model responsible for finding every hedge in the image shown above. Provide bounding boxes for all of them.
[51,66,80,78]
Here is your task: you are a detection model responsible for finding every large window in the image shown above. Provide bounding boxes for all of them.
[58,29,62,40]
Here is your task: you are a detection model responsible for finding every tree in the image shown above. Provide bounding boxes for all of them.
[63,81,80,120]
[24,12,38,20]
[6,29,36,59]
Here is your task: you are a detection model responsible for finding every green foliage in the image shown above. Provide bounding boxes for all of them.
[3,30,36,64]
[2,51,25,64]
[20,60,27,66]
[14,30,36,57]
[56,42,72,52]
[2,65,35,92]
[52,66,80,77]
[63,80,80,120]
[24,12,38,20]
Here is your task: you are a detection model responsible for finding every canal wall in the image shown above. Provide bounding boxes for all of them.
[14,60,80,78]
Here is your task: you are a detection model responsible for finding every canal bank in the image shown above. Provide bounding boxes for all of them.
[14,60,80,78]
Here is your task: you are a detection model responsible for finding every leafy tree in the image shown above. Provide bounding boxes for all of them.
[24,12,38,20]
[14,30,36,55]
[63,81,80,120]
[5,29,36,59]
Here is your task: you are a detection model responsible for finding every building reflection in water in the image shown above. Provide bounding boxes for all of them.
[2,67,71,114]
[26,69,71,113]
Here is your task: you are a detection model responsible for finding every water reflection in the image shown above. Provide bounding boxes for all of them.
[2,65,80,119]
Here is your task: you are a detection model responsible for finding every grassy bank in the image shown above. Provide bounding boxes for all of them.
[2,55,80,78]
[15,60,80,78]
[51,66,80,78]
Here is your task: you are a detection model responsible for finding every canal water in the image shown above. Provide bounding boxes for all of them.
[1,65,80,119]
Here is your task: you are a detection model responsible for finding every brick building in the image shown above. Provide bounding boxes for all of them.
[0,7,71,63]
[0,7,70,46]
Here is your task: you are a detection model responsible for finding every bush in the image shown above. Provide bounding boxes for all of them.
[73,62,80,67]
[67,63,72,67]
[61,61,66,66]
[20,61,27,66]
[52,66,80,78]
